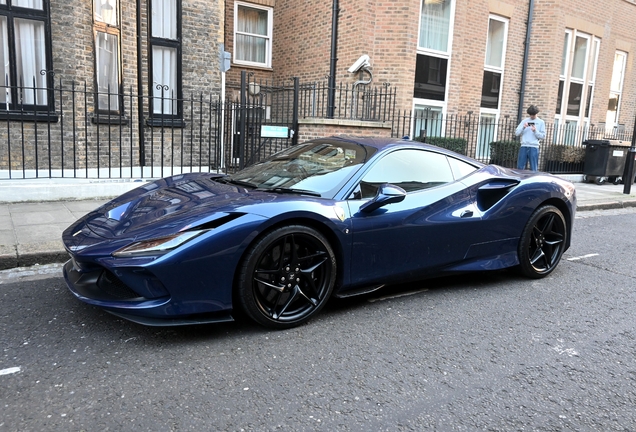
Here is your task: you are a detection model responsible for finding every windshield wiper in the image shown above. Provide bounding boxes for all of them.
[257,187,322,197]
[215,177,257,189]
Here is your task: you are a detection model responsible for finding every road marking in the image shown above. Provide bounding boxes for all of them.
[567,253,599,261]
[0,367,21,376]
[368,288,428,303]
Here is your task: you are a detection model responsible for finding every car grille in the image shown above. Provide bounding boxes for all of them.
[97,270,142,300]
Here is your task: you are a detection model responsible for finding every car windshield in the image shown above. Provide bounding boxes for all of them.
[226,140,374,197]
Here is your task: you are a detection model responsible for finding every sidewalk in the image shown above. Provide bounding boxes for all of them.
[1,178,636,271]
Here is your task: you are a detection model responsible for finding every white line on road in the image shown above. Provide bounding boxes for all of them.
[0,367,21,376]
[567,253,599,261]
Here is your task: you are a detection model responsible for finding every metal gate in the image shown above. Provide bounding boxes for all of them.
[223,71,299,172]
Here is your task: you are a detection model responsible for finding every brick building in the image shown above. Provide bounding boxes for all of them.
[225,0,636,145]
[2,0,636,177]
[1,0,224,176]
[2,0,223,113]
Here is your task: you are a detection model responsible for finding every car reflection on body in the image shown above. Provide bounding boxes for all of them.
[62,136,576,329]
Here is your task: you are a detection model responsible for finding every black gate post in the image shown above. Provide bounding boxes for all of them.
[239,71,247,170]
[622,117,636,194]
[292,77,299,146]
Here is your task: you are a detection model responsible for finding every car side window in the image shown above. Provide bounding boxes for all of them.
[447,156,478,180]
[351,149,454,199]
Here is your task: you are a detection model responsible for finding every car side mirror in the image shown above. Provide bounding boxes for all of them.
[360,183,406,213]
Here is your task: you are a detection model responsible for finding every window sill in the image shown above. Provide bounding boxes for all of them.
[232,62,274,71]
[91,115,130,126]
[146,118,187,128]
[0,111,59,122]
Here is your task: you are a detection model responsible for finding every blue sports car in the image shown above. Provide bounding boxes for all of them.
[62,136,576,329]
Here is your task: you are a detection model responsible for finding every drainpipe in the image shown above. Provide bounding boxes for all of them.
[518,0,535,123]
[327,0,339,118]
[136,0,145,168]
[351,68,372,119]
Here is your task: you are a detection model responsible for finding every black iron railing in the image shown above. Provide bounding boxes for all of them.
[4,78,630,179]
[297,80,396,121]
[0,79,298,180]
[1,77,398,180]
[392,110,634,173]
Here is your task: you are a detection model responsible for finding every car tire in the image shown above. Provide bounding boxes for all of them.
[518,205,567,279]
[237,225,336,329]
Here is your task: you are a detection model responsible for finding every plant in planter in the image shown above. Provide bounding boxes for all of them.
[489,140,520,168]
[542,144,585,173]
[413,136,468,155]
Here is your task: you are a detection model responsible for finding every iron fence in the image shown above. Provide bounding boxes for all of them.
[1,76,397,180]
[297,80,396,121]
[0,79,299,180]
[1,81,221,179]
[4,78,632,180]
[392,110,634,174]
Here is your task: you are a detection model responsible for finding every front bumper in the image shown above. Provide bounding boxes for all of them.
[62,260,234,326]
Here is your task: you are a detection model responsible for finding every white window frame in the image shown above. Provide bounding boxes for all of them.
[605,50,627,130]
[481,15,508,112]
[555,30,600,145]
[477,15,508,159]
[413,0,456,120]
[233,1,273,69]
[149,0,181,118]
[476,113,498,161]
[411,103,445,139]
[93,0,122,113]
[0,0,53,111]
[585,38,600,126]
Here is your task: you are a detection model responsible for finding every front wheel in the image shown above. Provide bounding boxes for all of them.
[237,225,336,329]
[518,205,567,279]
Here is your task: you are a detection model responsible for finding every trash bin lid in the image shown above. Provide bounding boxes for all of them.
[607,139,631,147]
[583,139,610,145]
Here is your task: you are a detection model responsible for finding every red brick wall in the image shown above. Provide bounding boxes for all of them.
[226,0,636,129]
[297,119,392,143]
[271,0,419,112]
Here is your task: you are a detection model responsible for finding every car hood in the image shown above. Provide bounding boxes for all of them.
[80,173,288,240]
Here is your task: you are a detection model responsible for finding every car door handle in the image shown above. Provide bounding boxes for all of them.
[460,209,473,218]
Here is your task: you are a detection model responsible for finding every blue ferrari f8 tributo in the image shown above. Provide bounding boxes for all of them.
[62,136,576,329]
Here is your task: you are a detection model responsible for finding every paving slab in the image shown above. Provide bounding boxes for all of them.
[11,208,76,227]
[64,200,108,219]
[14,224,67,245]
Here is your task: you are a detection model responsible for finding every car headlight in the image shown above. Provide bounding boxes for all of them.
[112,230,206,257]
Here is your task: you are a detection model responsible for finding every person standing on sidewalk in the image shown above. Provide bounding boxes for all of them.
[515,105,545,171]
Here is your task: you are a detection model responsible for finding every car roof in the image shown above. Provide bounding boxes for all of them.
[324,135,420,150]
[319,135,485,167]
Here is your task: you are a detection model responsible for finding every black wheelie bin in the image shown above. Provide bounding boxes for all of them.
[582,139,631,184]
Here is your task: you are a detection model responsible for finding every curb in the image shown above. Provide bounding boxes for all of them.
[0,251,69,272]
[576,199,636,212]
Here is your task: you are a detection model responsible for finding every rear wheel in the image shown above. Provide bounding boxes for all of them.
[518,205,567,279]
[237,225,336,329]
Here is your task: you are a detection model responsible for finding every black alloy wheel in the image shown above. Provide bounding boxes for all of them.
[518,205,567,278]
[237,225,336,329]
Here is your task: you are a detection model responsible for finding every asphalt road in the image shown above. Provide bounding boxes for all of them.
[1,208,636,431]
